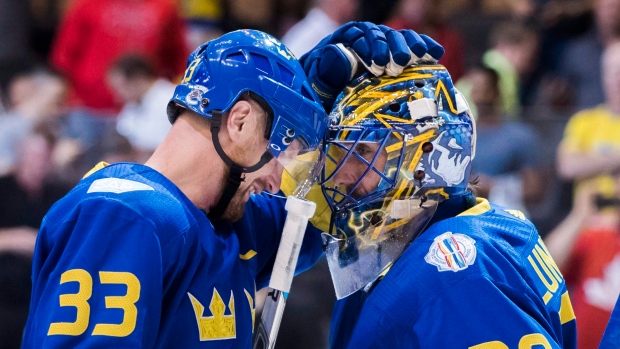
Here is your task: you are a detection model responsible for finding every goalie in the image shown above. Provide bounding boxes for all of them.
[296,64,578,348]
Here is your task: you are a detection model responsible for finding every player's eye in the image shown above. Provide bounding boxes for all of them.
[354,144,375,160]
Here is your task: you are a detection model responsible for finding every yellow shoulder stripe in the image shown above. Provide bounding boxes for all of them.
[239,250,257,260]
[82,161,109,179]
[505,209,526,220]
[458,198,491,217]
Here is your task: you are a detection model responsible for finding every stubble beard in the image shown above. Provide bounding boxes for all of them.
[216,125,266,222]
[213,161,247,222]
[220,189,247,222]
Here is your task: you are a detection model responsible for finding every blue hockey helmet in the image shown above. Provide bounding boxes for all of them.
[167,30,328,218]
[320,64,476,298]
[167,29,327,159]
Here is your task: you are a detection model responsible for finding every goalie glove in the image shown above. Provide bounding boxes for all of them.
[300,21,445,112]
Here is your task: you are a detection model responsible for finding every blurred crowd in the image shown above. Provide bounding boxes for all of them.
[1,0,620,348]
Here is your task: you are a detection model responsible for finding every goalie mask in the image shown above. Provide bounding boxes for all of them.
[320,64,476,299]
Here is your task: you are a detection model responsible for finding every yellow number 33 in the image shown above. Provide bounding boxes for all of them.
[47,269,140,337]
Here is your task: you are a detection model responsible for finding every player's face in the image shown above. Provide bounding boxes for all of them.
[222,156,283,221]
[333,142,387,199]
[220,129,306,222]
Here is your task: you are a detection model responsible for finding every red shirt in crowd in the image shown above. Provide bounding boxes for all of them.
[50,0,188,113]
[563,229,620,349]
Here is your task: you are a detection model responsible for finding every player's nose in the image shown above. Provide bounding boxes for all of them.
[333,160,359,187]
[264,159,283,194]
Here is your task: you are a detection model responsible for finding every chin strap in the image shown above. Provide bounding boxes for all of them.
[208,110,274,220]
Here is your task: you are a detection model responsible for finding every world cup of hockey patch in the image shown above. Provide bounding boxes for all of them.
[425,232,477,272]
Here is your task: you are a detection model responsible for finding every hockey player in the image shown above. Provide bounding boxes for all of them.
[309,65,577,348]
[21,26,442,348]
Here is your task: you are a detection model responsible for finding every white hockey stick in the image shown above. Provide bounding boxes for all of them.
[253,196,316,349]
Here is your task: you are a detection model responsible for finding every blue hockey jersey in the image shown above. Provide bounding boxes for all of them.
[22,162,323,348]
[600,295,620,349]
[330,198,577,349]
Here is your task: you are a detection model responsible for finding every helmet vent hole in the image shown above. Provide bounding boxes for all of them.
[301,86,314,101]
[388,103,400,112]
[250,53,273,75]
[196,44,208,56]
[226,52,247,64]
[370,214,383,226]
[278,63,294,86]
[414,80,425,88]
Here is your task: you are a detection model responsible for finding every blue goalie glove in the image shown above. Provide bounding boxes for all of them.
[300,21,444,111]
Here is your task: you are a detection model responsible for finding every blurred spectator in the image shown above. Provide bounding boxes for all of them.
[0,61,33,113]
[467,66,544,214]
[50,0,188,150]
[545,179,620,349]
[557,0,620,109]
[107,55,174,162]
[0,228,36,349]
[59,129,138,184]
[225,0,310,35]
[0,0,32,63]
[226,0,275,32]
[536,0,592,34]
[180,0,224,50]
[521,74,576,237]
[0,126,72,231]
[281,0,359,57]
[481,21,540,119]
[481,0,536,18]
[556,41,620,227]
[0,67,67,176]
[385,0,465,81]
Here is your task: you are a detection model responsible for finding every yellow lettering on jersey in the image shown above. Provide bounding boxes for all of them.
[505,209,525,220]
[518,333,551,349]
[48,269,93,336]
[559,291,576,324]
[92,272,140,337]
[527,238,563,303]
[469,341,509,349]
[188,289,236,341]
[471,334,552,348]
[244,288,255,331]
[239,250,257,260]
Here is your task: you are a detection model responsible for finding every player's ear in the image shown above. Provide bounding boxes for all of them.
[225,100,254,143]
